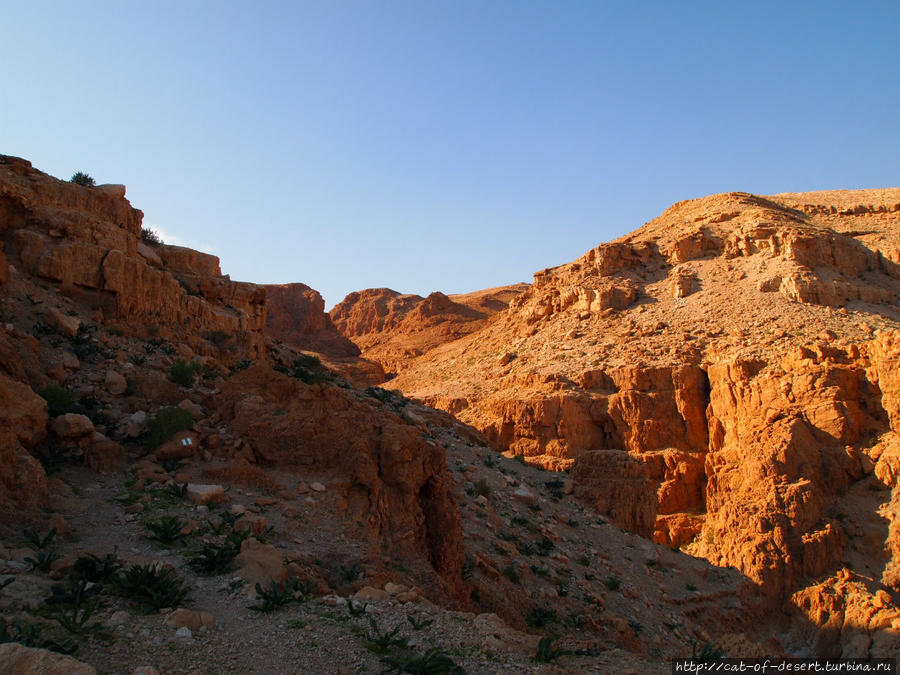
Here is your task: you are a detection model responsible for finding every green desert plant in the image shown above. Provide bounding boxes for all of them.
[25,550,61,572]
[165,481,189,499]
[140,227,163,245]
[71,550,121,583]
[604,576,622,591]
[169,359,201,387]
[0,617,77,655]
[144,515,187,544]
[115,564,187,611]
[406,615,434,631]
[362,617,408,655]
[38,386,81,417]
[23,528,57,550]
[347,600,368,617]
[188,539,240,575]
[69,172,96,187]
[249,577,309,612]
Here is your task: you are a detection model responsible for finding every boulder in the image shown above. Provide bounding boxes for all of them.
[0,643,96,674]
[44,307,81,338]
[155,431,199,462]
[51,413,94,440]
[105,370,127,395]
[164,608,215,631]
[186,483,225,505]
[85,439,126,473]
[236,537,286,585]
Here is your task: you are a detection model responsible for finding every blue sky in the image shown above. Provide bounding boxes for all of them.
[3,1,898,307]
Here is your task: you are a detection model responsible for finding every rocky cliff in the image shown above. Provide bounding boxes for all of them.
[330,284,527,376]
[0,155,266,359]
[264,283,361,357]
[387,189,900,653]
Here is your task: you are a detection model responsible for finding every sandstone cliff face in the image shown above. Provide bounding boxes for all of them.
[330,285,527,376]
[388,189,900,642]
[0,155,266,358]
[264,283,361,357]
[0,372,48,518]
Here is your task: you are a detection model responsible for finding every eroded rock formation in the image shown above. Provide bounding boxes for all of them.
[330,284,527,375]
[0,155,266,358]
[264,283,361,357]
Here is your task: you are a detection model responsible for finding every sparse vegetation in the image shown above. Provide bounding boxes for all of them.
[169,359,202,387]
[140,227,163,245]
[115,563,188,612]
[144,515,187,544]
[143,406,194,451]
[526,605,557,629]
[250,577,312,612]
[276,354,331,385]
[24,527,57,550]
[38,386,81,417]
[26,549,61,572]
[362,617,409,654]
[69,172,96,187]
[604,576,622,591]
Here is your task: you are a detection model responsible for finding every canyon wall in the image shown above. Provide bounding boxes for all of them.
[0,155,266,358]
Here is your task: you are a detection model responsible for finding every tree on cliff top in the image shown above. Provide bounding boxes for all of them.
[69,171,96,187]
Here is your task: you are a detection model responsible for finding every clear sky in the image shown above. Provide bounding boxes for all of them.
[3,2,898,308]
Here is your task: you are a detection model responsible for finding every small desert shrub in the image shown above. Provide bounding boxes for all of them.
[526,606,557,629]
[249,577,310,612]
[362,617,409,654]
[115,564,187,612]
[604,576,622,591]
[169,359,201,387]
[188,539,241,575]
[23,528,57,550]
[140,227,163,245]
[69,172,95,187]
[26,550,61,572]
[144,515,187,544]
[143,406,193,452]
[276,354,330,385]
[39,386,81,417]
[71,550,121,583]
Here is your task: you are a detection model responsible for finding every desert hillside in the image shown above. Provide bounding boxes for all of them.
[370,188,900,655]
[0,154,817,673]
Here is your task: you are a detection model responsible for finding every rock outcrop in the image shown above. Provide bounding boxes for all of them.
[0,155,266,358]
[264,283,361,357]
[330,284,527,376]
[212,364,464,599]
[0,372,48,517]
